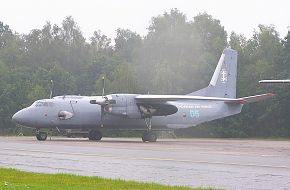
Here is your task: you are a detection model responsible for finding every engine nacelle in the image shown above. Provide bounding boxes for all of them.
[103,94,141,119]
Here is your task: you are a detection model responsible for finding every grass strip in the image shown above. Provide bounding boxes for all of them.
[0,168,214,190]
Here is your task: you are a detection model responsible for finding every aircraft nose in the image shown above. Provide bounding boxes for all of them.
[12,110,23,124]
[12,109,31,126]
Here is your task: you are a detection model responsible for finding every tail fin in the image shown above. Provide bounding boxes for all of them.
[189,48,238,98]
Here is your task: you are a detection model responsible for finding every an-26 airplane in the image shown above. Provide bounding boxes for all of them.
[12,48,274,142]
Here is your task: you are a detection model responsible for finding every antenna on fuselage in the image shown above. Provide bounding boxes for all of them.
[50,80,54,99]
[102,76,105,97]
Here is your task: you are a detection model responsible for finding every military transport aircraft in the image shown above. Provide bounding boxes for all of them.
[12,48,274,142]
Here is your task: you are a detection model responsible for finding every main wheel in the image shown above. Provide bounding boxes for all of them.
[88,130,102,141]
[142,132,149,142]
[142,132,157,142]
[36,132,47,141]
[148,132,157,142]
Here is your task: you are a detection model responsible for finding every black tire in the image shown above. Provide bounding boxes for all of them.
[148,132,157,142]
[142,132,149,142]
[142,132,157,142]
[88,130,102,141]
[36,132,47,141]
[94,130,102,140]
[88,130,95,140]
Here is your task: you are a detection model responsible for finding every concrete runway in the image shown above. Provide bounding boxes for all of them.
[0,137,290,190]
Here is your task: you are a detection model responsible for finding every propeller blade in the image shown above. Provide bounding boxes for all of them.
[101,105,104,128]
[98,77,106,127]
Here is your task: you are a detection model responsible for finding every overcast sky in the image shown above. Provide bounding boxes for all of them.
[1,0,289,40]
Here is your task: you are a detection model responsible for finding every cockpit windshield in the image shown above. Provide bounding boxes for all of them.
[33,101,54,107]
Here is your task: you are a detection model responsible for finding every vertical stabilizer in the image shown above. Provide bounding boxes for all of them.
[189,48,238,98]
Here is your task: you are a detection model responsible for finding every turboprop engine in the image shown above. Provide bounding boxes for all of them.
[90,94,142,119]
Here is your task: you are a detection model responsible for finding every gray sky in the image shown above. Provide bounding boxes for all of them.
[1,0,289,40]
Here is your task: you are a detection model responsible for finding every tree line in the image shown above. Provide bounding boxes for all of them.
[1,9,290,137]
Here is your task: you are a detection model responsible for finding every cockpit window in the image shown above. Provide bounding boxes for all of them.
[34,102,45,107]
[34,101,54,107]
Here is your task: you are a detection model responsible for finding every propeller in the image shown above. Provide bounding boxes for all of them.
[100,76,106,127]
[89,76,108,127]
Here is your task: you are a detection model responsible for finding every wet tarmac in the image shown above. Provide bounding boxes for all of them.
[0,137,290,190]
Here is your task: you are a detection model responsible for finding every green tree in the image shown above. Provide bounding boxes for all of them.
[114,28,142,63]
[0,21,12,48]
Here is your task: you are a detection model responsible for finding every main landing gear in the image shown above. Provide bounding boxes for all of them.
[142,117,157,142]
[36,131,47,141]
[88,130,102,141]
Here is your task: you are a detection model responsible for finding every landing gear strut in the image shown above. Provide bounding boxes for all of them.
[142,117,157,142]
[88,130,102,141]
[36,130,47,141]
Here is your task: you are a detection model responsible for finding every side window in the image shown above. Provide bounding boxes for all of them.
[34,101,54,107]
[35,102,44,107]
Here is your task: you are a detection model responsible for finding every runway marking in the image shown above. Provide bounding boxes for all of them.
[260,154,279,157]
[89,145,186,151]
[200,151,280,157]
[2,147,290,170]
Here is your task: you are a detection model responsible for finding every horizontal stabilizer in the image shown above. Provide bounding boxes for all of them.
[259,80,290,84]
[226,93,275,104]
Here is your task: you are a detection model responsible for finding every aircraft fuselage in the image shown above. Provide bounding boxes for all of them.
[12,94,242,131]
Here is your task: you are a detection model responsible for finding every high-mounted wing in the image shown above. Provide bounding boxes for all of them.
[135,93,275,105]
[135,93,274,117]
[136,95,238,102]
